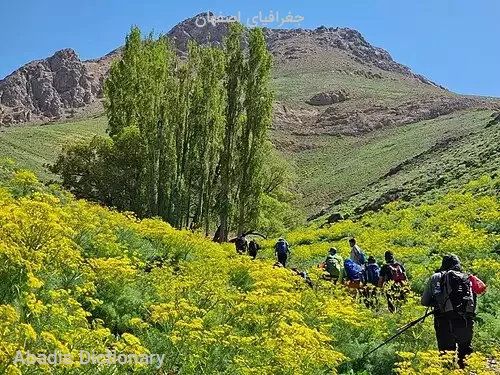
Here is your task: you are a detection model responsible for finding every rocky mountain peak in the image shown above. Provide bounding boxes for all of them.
[0,13,445,126]
[167,11,231,54]
[47,48,80,70]
[0,48,102,125]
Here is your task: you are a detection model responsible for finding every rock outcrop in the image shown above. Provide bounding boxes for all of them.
[307,89,349,106]
[0,49,103,125]
[313,96,495,135]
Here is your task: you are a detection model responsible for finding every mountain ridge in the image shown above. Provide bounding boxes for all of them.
[0,12,455,126]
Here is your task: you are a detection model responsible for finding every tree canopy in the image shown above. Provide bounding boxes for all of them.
[50,24,297,240]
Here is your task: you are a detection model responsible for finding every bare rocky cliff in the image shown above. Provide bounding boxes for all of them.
[0,49,113,125]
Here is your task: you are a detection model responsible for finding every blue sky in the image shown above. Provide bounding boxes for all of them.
[1,0,499,97]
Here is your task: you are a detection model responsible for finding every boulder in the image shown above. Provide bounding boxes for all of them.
[307,89,349,106]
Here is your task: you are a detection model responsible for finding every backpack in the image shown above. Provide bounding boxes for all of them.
[358,250,367,265]
[437,270,475,315]
[236,237,247,252]
[249,241,258,253]
[344,259,362,281]
[388,263,407,282]
[276,240,288,254]
[325,254,342,278]
[364,263,380,285]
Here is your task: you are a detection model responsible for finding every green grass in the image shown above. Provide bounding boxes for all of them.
[1,109,497,221]
[272,109,498,215]
[271,70,440,103]
[0,116,107,180]
[0,54,496,221]
[270,52,447,104]
[0,107,496,223]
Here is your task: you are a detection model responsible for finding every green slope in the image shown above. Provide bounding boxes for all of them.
[0,116,107,180]
[272,109,499,217]
[0,52,497,219]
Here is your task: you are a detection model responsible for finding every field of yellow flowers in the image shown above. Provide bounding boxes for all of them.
[0,160,498,374]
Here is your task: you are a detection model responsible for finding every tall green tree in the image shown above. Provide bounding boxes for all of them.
[236,28,274,235]
[52,24,281,240]
[188,46,226,234]
[216,23,246,242]
[104,27,175,218]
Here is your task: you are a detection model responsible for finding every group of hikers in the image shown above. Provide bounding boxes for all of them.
[233,234,488,369]
[235,234,291,266]
[320,238,408,312]
[322,239,487,369]
[234,234,261,260]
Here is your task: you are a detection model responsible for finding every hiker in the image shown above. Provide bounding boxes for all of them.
[363,256,381,286]
[378,251,408,312]
[324,247,344,284]
[421,254,486,369]
[343,258,363,289]
[248,239,260,260]
[235,233,248,254]
[274,238,290,267]
[361,256,381,308]
[349,238,366,266]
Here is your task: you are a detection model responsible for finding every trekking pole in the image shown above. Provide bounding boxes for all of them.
[360,309,434,360]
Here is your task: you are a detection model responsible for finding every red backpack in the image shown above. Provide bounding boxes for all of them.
[389,263,407,282]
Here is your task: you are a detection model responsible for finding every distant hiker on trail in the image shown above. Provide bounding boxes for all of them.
[378,251,408,312]
[421,254,487,369]
[363,256,380,286]
[361,256,381,308]
[235,234,248,255]
[349,238,366,266]
[274,238,290,267]
[343,258,363,289]
[324,247,344,284]
[378,251,407,286]
[248,239,260,260]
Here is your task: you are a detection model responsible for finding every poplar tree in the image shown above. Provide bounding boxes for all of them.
[216,23,245,242]
[236,28,274,234]
[104,27,175,217]
[52,24,278,240]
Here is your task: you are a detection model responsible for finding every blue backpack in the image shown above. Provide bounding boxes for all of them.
[359,250,367,265]
[344,259,362,281]
[364,263,380,285]
[276,240,288,254]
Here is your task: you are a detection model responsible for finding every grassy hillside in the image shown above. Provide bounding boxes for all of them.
[0,117,107,181]
[1,108,497,222]
[0,49,498,220]
[0,163,498,374]
[276,109,499,216]
[272,52,446,104]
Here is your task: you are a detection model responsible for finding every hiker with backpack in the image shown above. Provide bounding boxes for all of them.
[324,247,344,284]
[291,267,314,288]
[274,238,290,267]
[235,234,248,255]
[248,239,260,260]
[361,256,381,308]
[349,238,366,266]
[363,256,381,285]
[343,258,364,289]
[378,251,408,312]
[421,254,487,369]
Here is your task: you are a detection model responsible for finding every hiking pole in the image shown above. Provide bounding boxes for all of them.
[360,309,434,360]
